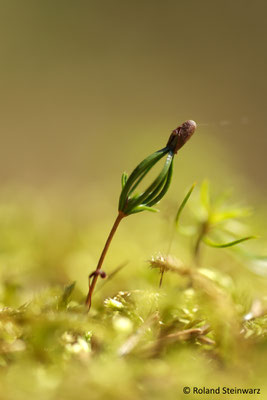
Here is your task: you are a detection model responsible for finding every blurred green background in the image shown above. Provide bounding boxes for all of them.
[0,2,267,400]
[1,0,267,293]
[0,0,266,192]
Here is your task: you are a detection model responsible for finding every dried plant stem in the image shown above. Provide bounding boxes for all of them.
[159,269,164,288]
[85,211,125,310]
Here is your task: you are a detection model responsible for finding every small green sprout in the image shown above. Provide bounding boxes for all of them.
[85,120,197,309]
[174,180,256,261]
[194,180,256,258]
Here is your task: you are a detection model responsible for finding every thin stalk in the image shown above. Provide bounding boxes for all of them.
[85,211,125,310]
[159,269,164,288]
[194,221,209,262]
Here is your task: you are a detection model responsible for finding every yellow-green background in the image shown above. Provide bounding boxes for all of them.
[0,2,266,400]
[1,1,266,191]
[1,0,266,292]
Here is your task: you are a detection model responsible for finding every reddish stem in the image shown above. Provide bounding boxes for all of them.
[85,211,125,310]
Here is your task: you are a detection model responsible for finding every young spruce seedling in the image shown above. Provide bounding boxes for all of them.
[85,120,197,309]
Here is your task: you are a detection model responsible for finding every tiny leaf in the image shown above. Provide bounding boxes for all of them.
[131,205,159,214]
[210,207,252,224]
[175,182,196,227]
[203,236,257,248]
[121,172,128,189]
